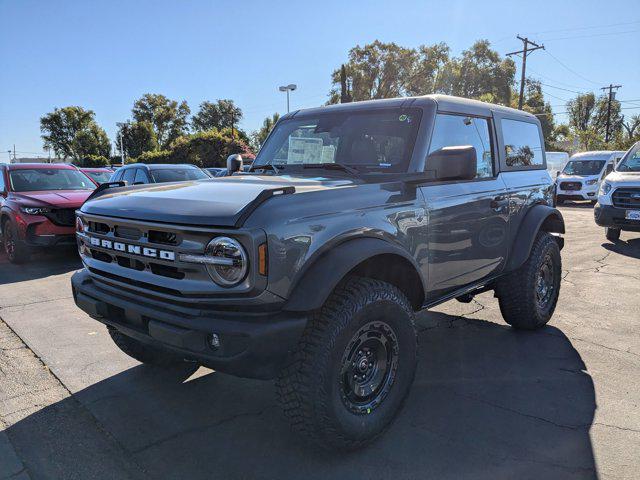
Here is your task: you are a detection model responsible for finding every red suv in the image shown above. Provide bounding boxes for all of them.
[0,163,97,263]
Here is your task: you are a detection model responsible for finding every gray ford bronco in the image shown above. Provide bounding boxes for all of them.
[72,95,564,449]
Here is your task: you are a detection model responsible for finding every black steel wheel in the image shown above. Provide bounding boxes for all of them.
[339,320,399,415]
[277,277,417,450]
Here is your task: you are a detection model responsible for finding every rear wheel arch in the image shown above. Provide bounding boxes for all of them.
[506,205,565,272]
[284,237,426,312]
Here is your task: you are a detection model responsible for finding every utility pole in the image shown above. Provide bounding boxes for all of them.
[601,83,622,143]
[507,36,545,110]
[230,109,235,138]
[13,144,16,162]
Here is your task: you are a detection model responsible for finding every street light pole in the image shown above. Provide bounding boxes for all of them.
[278,84,297,113]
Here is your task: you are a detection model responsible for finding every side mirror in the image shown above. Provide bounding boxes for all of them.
[556,170,561,178]
[226,154,243,175]
[427,146,477,181]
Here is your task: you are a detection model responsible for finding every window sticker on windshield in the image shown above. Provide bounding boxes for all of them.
[288,137,324,164]
[321,145,336,163]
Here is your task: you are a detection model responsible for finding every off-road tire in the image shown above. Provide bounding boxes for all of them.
[495,232,561,330]
[108,327,198,374]
[605,227,620,242]
[3,220,29,264]
[276,277,417,450]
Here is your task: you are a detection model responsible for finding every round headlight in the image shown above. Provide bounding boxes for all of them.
[204,237,248,286]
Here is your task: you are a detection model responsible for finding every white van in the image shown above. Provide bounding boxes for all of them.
[546,151,569,178]
[555,150,626,204]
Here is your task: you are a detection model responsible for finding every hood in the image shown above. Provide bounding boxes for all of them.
[606,171,640,185]
[557,174,599,182]
[12,190,94,208]
[80,175,357,227]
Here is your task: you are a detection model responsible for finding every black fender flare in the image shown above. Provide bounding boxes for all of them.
[284,237,425,312]
[506,204,565,272]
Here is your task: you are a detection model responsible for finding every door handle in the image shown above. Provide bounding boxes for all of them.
[490,196,509,210]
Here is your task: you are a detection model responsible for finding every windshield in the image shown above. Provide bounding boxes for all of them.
[9,168,95,192]
[562,160,605,176]
[150,168,209,183]
[253,108,423,173]
[617,144,640,172]
[84,171,112,184]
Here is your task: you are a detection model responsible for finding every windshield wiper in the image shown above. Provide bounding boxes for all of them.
[303,163,359,176]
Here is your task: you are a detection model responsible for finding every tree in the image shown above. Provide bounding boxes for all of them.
[40,106,110,161]
[116,121,158,159]
[566,92,623,148]
[132,94,190,149]
[329,40,515,106]
[192,100,243,132]
[251,113,280,151]
[329,41,417,103]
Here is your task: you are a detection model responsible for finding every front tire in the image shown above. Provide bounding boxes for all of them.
[277,277,417,450]
[496,232,561,330]
[605,227,620,242]
[3,220,29,264]
[108,327,198,374]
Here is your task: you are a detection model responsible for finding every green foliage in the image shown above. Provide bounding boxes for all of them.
[40,106,111,161]
[192,100,243,132]
[566,92,624,149]
[251,113,280,151]
[132,129,252,168]
[132,93,190,149]
[72,154,110,168]
[117,121,158,158]
[133,150,173,164]
[330,40,515,106]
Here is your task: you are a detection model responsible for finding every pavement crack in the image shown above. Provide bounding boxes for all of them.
[0,296,73,310]
[593,422,640,434]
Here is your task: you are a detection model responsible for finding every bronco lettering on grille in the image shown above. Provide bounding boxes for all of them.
[88,236,175,261]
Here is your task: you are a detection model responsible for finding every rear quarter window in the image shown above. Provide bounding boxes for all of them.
[501,118,545,170]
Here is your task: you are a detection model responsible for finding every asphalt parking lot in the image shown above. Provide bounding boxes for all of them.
[1,204,639,480]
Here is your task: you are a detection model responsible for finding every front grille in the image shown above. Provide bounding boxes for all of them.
[612,188,640,209]
[560,181,582,191]
[45,208,76,226]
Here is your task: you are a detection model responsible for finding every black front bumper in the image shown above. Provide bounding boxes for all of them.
[71,269,308,379]
[594,204,640,232]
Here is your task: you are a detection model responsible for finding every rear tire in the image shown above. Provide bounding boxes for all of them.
[495,232,561,330]
[108,327,198,374]
[276,277,417,450]
[3,220,29,264]
[605,227,620,242]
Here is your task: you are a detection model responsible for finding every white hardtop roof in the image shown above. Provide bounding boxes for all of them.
[569,151,627,161]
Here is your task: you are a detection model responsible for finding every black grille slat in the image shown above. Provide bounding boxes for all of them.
[559,181,582,191]
[612,188,640,209]
[45,208,76,226]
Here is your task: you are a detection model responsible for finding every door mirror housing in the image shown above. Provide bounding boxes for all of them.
[226,154,243,175]
[427,146,477,181]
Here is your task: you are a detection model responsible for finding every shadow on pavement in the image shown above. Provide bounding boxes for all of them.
[0,247,81,285]
[5,314,597,480]
[601,237,640,260]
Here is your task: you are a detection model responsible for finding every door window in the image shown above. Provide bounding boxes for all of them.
[0,169,5,192]
[133,169,150,184]
[428,114,494,178]
[501,119,544,168]
[122,168,136,185]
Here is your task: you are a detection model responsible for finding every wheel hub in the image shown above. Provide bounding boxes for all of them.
[536,253,554,309]
[340,321,399,414]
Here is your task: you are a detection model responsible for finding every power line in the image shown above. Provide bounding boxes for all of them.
[520,19,640,37]
[543,50,602,86]
[540,28,640,42]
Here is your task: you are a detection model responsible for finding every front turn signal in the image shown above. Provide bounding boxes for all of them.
[258,243,268,276]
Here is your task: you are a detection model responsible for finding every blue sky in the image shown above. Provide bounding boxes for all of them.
[1,0,639,162]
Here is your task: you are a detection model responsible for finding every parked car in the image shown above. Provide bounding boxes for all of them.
[555,151,626,204]
[205,167,227,177]
[80,167,114,185]
[0,163,96,263]
[109,163,210,185]
[72,95,564,449]
[595,141,640,241]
